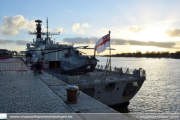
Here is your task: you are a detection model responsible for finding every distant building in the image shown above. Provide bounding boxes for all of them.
[11,51,18,56]
[20,51,26,55]
[0,49,12,57]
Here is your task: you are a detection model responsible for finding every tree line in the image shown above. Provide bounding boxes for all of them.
[104,51,180,58]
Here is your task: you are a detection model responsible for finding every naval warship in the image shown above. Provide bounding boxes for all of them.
[25,19,146,107]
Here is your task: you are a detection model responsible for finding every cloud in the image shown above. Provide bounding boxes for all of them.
[129,26,146,33]
[127,40,175,48]
[0,29,19,35]
[42,28,51,33]
[62,37,175,48]
[101,28,109,33]
[28,20,36,31]
[99,28,119,34]
[0,37,31,45]
[15,40,31,45]
[165,28,180,37]
[72,23,91,34]
[63,37,99,44]
[81,23,91,27]
[0,37,14,44]
[72,23,80,32]
[0,15,29,35]
[0,15,57,35]
[79,29,84,34]
[116,29,120,33]
[54,27,63,32]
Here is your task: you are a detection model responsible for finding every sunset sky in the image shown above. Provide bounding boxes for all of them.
[1,0,180,55]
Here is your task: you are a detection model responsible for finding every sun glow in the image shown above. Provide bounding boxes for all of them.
[135,46,166,53]
[132,27,169,42]
[110,25,172,43]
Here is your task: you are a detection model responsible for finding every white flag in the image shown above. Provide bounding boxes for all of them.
[94,33,110,54]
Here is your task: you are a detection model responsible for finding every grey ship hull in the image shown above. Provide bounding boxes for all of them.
[80,74,145,107]
[46,67,146,107]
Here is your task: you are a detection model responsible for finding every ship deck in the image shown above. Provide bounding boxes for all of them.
[45,66,146,88]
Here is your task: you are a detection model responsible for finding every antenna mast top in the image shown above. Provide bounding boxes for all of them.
[29,18,60,39]
[47,17,48,39]
[34,20,42,38]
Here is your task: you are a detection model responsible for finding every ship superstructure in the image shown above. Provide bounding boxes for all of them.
[26,19,72,68]
[26,19,97,70]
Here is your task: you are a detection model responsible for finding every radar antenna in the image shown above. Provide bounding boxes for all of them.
[29,18,61,38]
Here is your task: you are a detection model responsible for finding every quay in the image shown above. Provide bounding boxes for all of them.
[0,58,132,120]
[0,58,73,113]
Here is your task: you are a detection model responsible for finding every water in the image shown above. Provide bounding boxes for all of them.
[96,56,180,113]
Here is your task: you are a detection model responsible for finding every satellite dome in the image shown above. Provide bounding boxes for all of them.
[26,43,30,48]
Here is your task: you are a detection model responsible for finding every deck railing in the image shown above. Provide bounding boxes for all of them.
[0,61,46,74]
[46,65,146,88]
[0,62,29,74]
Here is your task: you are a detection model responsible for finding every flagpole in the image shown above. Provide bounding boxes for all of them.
[94,49,96,58]
[109,31,111,80]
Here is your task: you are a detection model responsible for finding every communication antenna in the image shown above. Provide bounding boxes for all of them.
[29,18,60,45]
[46,17,49,39]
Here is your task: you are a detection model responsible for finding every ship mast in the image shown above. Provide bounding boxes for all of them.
[29,20,43,39]
[46,17,49,43]
[29,18,61,45]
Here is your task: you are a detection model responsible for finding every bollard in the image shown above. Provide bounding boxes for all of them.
[66,85,80,104]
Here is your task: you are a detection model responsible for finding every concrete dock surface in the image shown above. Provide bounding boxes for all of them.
[0,71,74,113]
[0,58,133,120]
